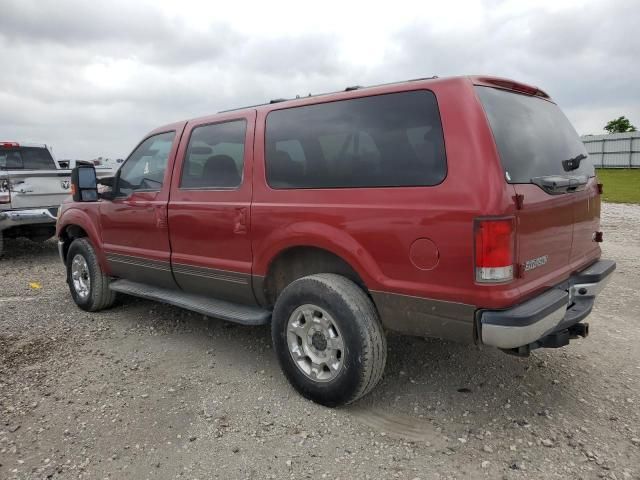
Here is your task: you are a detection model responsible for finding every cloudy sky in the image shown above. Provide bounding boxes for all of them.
[1,0,638,160]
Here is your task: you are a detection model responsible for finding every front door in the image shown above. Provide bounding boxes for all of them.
[100,126,184,289]
[168,112,256,305]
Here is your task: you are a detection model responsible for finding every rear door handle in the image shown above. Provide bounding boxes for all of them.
[234,207,247,234]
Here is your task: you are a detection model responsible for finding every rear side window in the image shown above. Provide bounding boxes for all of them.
[476,86,594,183]
[0,147,56,170]
[181,120,246,189]
[265,91,446,189]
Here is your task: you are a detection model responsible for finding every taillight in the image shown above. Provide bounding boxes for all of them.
[0,179,10,204]
[474,218,515,283]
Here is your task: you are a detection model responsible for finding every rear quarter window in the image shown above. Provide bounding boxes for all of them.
[265,90,447,189]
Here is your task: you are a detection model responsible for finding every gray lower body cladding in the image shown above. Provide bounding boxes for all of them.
[172,263,255,305]
[104,253,257,305]
[371,259,615,348]
[371,290,476,343]
[92,250,616,350]
[105,253,176,290]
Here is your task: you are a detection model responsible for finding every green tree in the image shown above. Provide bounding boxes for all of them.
[604,116,637,134]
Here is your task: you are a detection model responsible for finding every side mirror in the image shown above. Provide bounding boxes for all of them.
[71,165,98,202]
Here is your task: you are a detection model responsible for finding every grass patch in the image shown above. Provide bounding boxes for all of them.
[596,169,640,204]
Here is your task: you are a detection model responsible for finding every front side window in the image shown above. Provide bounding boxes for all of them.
[180,120,246,189]
[265,90,447,189]
[118,131,175,196]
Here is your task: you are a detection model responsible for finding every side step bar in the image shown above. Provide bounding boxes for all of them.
[109,279,271,326]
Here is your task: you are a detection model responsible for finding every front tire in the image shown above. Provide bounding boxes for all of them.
[66,238,116,311]
[272,274,387,407]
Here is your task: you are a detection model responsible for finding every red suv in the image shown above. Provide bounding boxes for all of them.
[57,75,615,406]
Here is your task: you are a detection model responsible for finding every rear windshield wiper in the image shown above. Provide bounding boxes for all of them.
[562,153,587,172]
[531,175,588,195]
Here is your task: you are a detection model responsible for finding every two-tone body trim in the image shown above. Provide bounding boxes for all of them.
[371,290,477,343]
[172,263,249,285]
[106,253,171,272]
[105,253,256,302]
[105,252,175,288]
[171,262,255,306]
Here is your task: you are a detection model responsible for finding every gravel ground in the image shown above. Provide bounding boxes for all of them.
[0,203,639,480]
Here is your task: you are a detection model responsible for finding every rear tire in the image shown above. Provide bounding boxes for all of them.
[271,274,387,407]
[66,238,116,311]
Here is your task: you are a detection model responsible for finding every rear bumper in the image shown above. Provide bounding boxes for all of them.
[0,208,58,232]
[479,259,616,350]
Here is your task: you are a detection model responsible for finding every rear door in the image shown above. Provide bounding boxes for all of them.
[168,111,256,305]
[0,146,71,211]
[476,86,600,287]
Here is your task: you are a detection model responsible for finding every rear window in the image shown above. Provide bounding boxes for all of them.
[265,90,447,189]
[0,147,57,170]
[476,86,594,183]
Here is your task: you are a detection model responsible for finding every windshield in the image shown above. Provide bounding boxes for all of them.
[476,86,594,183]
[0,147,57,170]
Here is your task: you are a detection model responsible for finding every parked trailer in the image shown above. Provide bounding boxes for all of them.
[581,131,640,168]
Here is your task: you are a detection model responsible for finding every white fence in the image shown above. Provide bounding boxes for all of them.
[581,132,640,168]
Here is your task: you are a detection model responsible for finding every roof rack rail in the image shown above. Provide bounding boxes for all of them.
[406,76,439,82]
[218,76,439,113]
[218,102,269,113]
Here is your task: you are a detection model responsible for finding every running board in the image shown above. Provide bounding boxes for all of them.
[109,279,271,326]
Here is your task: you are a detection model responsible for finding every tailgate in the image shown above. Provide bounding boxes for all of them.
[513,183,574,283]
[513,179,601,287]
[476,84,601,295]
[6,170,72,210]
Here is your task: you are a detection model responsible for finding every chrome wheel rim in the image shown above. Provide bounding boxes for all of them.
[286,304,344,382]
[71,254,91,300]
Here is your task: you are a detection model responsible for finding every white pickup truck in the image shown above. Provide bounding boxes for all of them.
[0,142,73,255]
